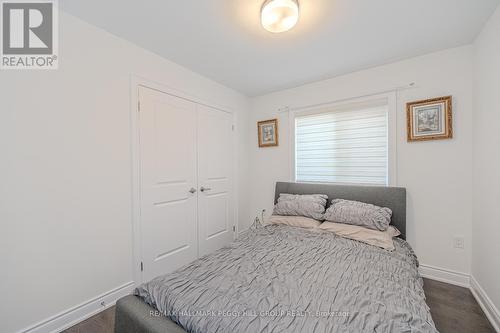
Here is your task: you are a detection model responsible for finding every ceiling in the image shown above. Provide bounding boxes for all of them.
[61,0,499,97]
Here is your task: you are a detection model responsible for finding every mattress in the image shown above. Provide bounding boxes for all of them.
[134,224,437,333]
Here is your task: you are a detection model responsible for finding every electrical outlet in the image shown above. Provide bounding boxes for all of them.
[453,236,465,249]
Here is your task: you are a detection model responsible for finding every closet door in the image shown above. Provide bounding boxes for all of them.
[138,87,198,281]
[197,105,235,256]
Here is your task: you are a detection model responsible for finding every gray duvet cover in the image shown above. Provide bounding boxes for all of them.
[135,225,437,333]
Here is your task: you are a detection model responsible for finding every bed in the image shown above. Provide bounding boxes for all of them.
[115,182,437,333]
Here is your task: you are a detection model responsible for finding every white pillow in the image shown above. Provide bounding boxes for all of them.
[318,222,400,251]
[267,215,322,229]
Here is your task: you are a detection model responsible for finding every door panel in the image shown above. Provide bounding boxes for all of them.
[139,87,198,281]
[197,105,234,256]
[205,192,229,239]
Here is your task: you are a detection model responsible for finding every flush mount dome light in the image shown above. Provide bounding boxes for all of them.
[261,0,299,33]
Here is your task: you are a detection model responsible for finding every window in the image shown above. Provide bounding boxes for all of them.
[295,101,389,185]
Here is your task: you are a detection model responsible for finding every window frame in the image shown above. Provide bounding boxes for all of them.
[289,92,397,186]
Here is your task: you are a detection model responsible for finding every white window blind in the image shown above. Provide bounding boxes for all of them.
[295,104,388,185]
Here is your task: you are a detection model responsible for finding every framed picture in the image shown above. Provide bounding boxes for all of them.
[406,96,452,142]
[257,119,279,147]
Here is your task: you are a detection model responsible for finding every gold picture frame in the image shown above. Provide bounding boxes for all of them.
[257,119,279,147]
[407,96,453,142]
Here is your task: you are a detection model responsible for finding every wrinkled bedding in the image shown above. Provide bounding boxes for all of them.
[135,224,437,333]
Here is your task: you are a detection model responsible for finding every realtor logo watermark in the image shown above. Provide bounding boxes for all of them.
[1,0,58,69]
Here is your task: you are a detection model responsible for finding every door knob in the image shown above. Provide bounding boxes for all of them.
[189,187,197,194]
[200,186,211,192]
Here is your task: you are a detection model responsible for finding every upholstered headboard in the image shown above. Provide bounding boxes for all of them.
[274,182,407,239]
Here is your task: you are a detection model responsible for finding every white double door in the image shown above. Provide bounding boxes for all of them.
[138,86,234,282]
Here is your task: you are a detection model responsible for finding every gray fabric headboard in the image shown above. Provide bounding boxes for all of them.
[274,182,407,239]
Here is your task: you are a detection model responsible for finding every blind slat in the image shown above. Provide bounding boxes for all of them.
[296,105,388,185]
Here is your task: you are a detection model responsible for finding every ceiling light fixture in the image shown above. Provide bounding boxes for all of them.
[261,0,299,33]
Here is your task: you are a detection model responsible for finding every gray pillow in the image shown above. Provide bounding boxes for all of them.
[272,194,328,220]
[323,199,392,231]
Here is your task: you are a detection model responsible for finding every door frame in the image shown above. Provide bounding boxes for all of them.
[130,75,235,285]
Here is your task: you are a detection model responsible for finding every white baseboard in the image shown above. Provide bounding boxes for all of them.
[419,264,470,288]
[470,276,500,333]
[17,281,134,333]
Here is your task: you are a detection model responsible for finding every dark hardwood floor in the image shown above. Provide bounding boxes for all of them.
[62,306,115,333]
[423,278,495,333]
[63,278,495,333]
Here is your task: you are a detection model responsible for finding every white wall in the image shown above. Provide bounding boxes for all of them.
[247,46,474,275]
[0,12,249,333]
[472,4,500,318]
